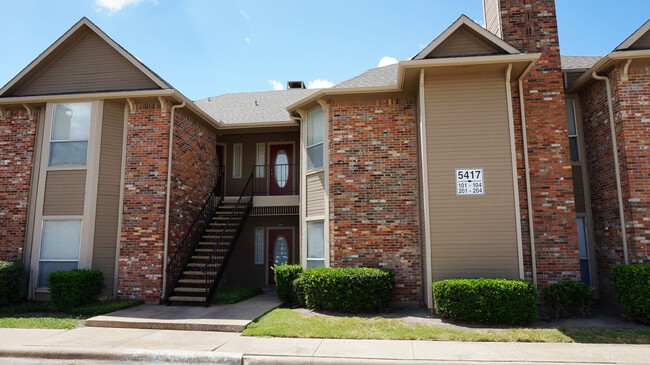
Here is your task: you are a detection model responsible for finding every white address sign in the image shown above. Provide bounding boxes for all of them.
[456,168,484,196]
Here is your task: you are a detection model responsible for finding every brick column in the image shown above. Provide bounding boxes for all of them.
[0,109,37,261]
[328,96,422,302]
[498,0,580,286]
[117,103,169,301]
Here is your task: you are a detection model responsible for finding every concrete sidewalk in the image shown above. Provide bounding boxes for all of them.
[86,292,281,332]
[0,327,649,364]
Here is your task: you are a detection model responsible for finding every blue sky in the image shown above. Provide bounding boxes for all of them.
[0,0,648,100]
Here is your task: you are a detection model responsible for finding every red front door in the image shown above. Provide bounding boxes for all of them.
[269,144,294,195]
[269,229,293,284]
[216,144,225,193]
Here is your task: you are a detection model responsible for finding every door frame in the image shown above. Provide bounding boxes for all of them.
[265,226,296,285]
[267,141,296,195]
[216,142,227,193]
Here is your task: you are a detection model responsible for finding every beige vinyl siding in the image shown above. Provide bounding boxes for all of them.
[483,0,501,37]
[17,30,159,96]
[43,170,87,215]
[92,101,124,297]
[306,172,325,217]
[425,67,519,281]
[427,27,501,58]
[572,166,585,213]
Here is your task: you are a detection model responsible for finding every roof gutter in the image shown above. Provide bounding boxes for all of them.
[567,49,650,94]
[286,53,541,113]
[0,89,222,130]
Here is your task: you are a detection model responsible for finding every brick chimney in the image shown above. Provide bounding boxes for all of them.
[484,0,581,287]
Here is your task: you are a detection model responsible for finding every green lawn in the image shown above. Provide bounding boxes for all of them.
[243,309,650,344]
[213,287,262,304]
[0,299,142,330]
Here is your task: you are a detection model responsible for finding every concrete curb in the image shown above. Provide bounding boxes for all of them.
[0,346,633,365]
[0,346,242,364]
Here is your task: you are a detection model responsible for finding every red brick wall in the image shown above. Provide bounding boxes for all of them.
[615,65,650,266]
[328,96,422,302]
[580,66,650,297]
[498,0,581,286]
[168,110,218,260]
[0,109,37,261]
[117,103,169,301]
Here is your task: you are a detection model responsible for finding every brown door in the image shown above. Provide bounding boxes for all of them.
[216,144,225,194]
[269,144,293,195]
[269,229,293,284]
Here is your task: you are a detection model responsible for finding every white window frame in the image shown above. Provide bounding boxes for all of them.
[306,106,324,172]
[48,102,92,167]
[256,143,265,178]
[37,217,83,288]
[232,143,242,179]
[254,227,264,265]
[305,218,325,268]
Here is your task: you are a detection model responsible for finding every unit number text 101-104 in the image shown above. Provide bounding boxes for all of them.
[455,168,484,196]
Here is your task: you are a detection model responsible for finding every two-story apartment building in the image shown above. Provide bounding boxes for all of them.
[0,0,648,307]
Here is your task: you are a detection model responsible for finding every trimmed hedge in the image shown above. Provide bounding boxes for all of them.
[0,261,24,306]
[542,281,594,319]
[613,264,650,324]
[47,269,104,309]
[291,276,306,308]
[301,267,394,313]
[432,278,538,325]
[273,264,303,304]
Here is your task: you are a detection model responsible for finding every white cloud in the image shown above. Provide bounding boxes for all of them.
[418,43,427,50]
[269,80,284,90]
[378,56,398,68]
[240,9,250,20]
[245,37,251,44]
[96,0,146,12]
[307,79,334,89]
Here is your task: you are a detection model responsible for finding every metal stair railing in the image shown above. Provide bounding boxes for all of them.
[163,166,224,302]
[202,169,255,305]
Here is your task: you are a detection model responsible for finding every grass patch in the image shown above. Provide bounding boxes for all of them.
[0,316,83,329]
[0,299,142,329]
[213,287,262,304]
[243,309,650,344]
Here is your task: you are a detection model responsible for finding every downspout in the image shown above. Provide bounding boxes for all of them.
[518,78,538,286]
[161,100,186,299]
[506,64,525,279]
[592,72,629,265]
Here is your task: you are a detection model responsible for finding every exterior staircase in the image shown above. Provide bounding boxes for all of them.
[167,197,252,305]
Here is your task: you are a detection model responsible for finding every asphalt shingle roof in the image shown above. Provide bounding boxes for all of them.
[195,89,318,125]
[334,63,399,89]
[560,55,601,71]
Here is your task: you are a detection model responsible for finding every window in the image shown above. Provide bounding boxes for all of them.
[576,217,591,286]
[254,227,264,264]
[233,143,242,178]
[256,143,265,178]
[566,99,580,162]
[306,107,324,171]
[38,220,82,288]
[306,220,325,268]
[49,102,91,166]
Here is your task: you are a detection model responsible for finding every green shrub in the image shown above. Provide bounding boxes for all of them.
[301,267,394,313]
[543,281,594,319]
[432,278,538,325]
[291,277,306,308]
[273,264,303,304]
[0,261,24,306]
[47,269,104,309]
[613,264,650,324]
